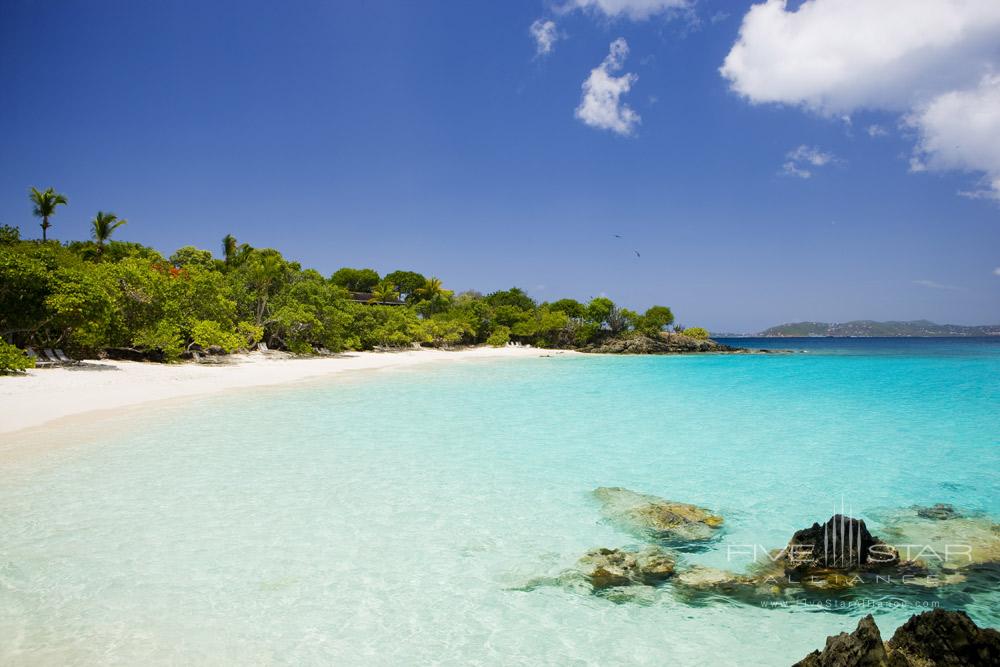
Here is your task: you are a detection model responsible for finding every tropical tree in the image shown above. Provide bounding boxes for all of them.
[485,287,535,311]
[637,305,674,336]
[91,211,128,255]
[369,279,400,304]
[383,270,427,302]
[331,267,380,292]
[414,276,454,315]
[415,276,451,301]
[548,298,586,319]
[222,234,239,265]
[29,187,68,242]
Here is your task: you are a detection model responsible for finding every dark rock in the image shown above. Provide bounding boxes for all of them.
[794,610,1000,666]
[782,515,899,571]
[794,615,896,667]
[887,609,1000,666]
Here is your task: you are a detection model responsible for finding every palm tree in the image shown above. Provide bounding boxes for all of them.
[369,280,400,304]
[415,277,452,301]
[29,187,68,242]
[222,234,238,265]
[91,211,127,255]
[414,276,454,315]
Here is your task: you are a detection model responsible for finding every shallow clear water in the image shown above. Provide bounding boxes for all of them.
[2,339,999,665]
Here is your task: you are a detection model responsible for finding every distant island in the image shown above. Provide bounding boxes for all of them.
[719,320,1000,338]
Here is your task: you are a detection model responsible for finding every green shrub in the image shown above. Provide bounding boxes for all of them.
[135,321,185,361]
[486,325,511,347]
[684,327,710,340]
[416,318,469,348]
[0,340,35,374]
[191,320,243,353]
[0,225,20,244]
[237,321,264,347]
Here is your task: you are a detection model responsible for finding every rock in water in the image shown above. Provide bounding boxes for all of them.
[576,546,676,590]
[793,615,893,667]
[782,515,899,571]
[793,610,1000,666]
[915,503,963,521]
[593,487,724,542]
[880,509,1000,570]
[581,333,742,354]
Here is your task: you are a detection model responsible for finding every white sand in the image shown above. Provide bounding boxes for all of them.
[0,347,575,435]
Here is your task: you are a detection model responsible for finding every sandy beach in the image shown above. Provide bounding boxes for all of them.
[0,346,573,435]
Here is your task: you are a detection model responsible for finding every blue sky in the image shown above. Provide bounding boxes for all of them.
[1,0,998,331]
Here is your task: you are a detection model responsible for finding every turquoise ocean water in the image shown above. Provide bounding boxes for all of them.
[1,338,998,665]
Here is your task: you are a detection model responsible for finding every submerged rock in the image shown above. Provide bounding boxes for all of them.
[879,508,1000,571]
[593,487,724,543]
[915,503,964,521]
[514,545,676,596]
[780,515,900,572]
[794,610,1000,667]
[673,565,781,598]
[577,546,676,590]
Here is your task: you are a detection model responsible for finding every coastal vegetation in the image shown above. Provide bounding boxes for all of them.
[0,339,34,373]
[0,187,708,369]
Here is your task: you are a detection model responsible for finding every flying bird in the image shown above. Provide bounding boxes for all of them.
[634,250,641,258]
[614,234,623,238]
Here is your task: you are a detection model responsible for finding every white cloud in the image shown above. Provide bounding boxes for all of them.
[721,0,1000,198]
[867,124,887,137]
[994,267,1000,276]
[575,38,640,136]
[530,19,560,56]
[907,74,1000,200]
[564,0,689,21]
[913,279,960,290]
[720,0,1000,114]
[781,145,837,178]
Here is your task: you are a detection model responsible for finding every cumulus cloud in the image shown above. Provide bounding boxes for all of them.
[781,145,837,179]
[720,0,1000,198]
[564,0,689,21]
[907,75,1000,200]
[575,38,640,136]
[530,19,560,56]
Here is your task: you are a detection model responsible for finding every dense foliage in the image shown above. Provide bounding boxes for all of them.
[683,327,710,340]
[0,339,34,373]
[1,191,690,362]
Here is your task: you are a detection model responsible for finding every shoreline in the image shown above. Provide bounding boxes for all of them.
[0,346,577,436]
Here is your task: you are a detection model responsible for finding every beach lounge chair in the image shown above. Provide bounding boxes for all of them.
[43,348,62,364]
[55,349,78,365]
[25,347,52,367]
[257,342,269,352]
